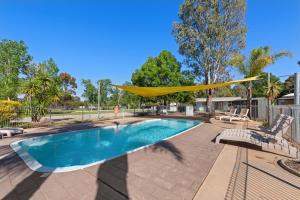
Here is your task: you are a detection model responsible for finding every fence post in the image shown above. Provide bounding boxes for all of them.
[294,73,300,143]
[89,108,91,120]
[267,73,271,125]
[98,81,101,119]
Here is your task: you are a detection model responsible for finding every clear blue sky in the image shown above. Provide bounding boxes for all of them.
[1,0,299,96]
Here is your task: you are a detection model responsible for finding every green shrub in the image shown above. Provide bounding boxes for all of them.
[0,100,21,126]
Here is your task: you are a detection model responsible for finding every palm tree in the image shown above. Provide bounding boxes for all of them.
[230,46,291,117]
[36,74,52,94]
[266,80,282,104]
[22,80,40,104]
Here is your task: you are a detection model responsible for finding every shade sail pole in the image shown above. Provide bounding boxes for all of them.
[97,81,101,119]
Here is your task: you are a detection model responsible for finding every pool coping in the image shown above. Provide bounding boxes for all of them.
[10,118,203,173]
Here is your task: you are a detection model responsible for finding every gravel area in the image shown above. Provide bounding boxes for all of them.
[284,159,300,173]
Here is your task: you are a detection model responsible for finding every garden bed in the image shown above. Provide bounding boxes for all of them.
[278,159,300,177]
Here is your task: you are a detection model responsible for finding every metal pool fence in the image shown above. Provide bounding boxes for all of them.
[270,105,300,146]
[4,104,299,146]
[0,106,153,128]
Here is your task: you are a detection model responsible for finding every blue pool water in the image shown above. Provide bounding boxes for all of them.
[12,118,200,172]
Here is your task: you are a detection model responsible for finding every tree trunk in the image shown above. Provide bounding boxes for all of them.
[163,98,167,107]
[206,88,213,116]
[246,82,252,118]
[31,107,39,122]
[205,71,214,116]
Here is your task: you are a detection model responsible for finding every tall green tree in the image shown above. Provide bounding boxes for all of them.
[173,0,247,113]
[232,84,247,98]
[0,40,32,99]
[59,72,77,103]
[120,81,140,109]
[214,86,233,97]
[230,46,291,116]
[60,72,77,94]
[132,50,182,87]
[281,75,294,96]
[176,70,196,104]
[81,79,97,104]
[97,79,112,107]
[132,50,194,105]
[109,87,121,107]
[22,59,62,121]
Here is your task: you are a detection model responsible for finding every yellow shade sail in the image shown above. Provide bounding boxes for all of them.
[113,76,259,97]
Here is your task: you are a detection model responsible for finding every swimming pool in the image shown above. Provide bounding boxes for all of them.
[11,118,201,172]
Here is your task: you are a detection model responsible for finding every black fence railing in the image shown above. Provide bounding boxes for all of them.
[0,106,152,128]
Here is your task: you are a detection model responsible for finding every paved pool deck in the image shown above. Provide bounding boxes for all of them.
[1,116,299,200]
[0,116,224,200]
[195,118,300,200]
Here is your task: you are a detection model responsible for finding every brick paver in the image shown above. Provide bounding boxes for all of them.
[0,117,224,200]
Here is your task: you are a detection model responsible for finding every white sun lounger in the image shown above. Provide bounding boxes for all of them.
[215,108,237,120]
[216,114,298,158]
[0,128,24,139]
[261,114,289,138]
[220,108,249,122]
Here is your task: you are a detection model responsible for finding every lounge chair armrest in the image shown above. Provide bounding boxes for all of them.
[260,127,272,134]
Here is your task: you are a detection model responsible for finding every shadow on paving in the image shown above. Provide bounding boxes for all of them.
[225,146,300,200]
[95,140,183,199]
[1,120,184,200]
[96,155,129,200]
[1,153,52,200]
[0,122,104,199]
[0,145,13,157]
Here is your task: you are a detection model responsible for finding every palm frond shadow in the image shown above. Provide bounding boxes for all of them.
[95,140,183,199]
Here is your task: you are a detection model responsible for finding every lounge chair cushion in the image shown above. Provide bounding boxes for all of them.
[0,128,23,137]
